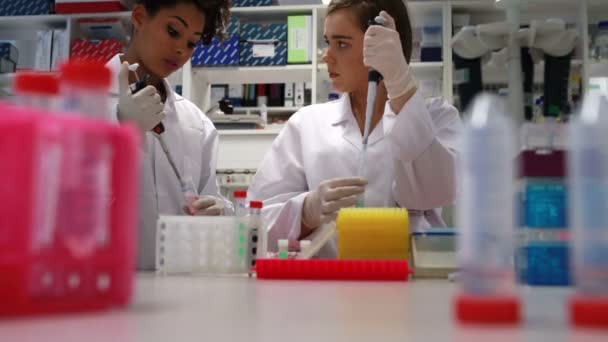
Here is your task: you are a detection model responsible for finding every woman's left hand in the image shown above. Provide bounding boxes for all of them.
[363,11,417,100]
[190,196,224,216]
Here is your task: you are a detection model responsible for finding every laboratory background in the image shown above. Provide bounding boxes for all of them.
[1,0,608,341]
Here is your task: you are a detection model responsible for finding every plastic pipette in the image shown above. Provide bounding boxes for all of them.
[356,15,386,207]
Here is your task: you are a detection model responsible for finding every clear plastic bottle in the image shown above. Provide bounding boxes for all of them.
[568,92,608,327]
[455,94,520,324]
[56,60,114,258]
[13,72,60,111]
[246,201,264,272]
[234,190,248,269]
[59,60,112,119]
[13,72,63,252]
[234,190,248,217]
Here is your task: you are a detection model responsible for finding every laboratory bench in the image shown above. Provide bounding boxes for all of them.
[0,273,606,342]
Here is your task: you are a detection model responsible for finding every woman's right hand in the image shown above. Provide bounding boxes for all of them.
[301,177,368,229]
[117,62,166,133]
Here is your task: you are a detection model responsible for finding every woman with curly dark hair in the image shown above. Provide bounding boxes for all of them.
[106,0,232,270]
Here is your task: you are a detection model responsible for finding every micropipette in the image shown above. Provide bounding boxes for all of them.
[357,15,386,207]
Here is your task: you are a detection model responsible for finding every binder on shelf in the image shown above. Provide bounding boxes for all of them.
[284,83,295,107]
[294,82,305,107]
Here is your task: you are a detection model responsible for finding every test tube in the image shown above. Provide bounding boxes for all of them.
[13,72,63,252]
[455,94,521,324]
[234,190,247,217]
[234,190,248,269]
[568,92,608,328]
[13,71,60,111]
[56,60,114,258]
[246,201,264,271]
[59,60,112,119]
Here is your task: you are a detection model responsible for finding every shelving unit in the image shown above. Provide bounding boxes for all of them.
[0,10,132,73]
[187,2,452,114]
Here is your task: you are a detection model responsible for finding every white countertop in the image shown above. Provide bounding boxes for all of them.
[0,274,606,342]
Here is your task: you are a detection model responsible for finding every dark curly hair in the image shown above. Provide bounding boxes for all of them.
[135,0,231,45]
[328,0,413,63]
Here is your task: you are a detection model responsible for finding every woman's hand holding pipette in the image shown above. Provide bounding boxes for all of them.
[117,62,166,133]
[363,11,416,101]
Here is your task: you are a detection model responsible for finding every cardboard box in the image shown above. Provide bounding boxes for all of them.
[288,15,312,64]
[191,36,239,67]
[55,0,126,14]
[0,0,52,16]
[225,16,240,37]
[240,23,288,41]
[70,39,124,63]
[239,41,287,66]
[231,0,272,7]
[76,18,129,41]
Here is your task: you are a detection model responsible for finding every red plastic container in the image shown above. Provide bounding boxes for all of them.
[0,103,140,316]
[55,1,126,14]
[454,294,521,324]
[255,259,412,281]
[570,296,608,328]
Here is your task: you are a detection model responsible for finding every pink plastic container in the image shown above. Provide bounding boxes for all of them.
[0,102,140,316]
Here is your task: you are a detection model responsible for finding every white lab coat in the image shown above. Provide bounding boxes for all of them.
[106,55,231,270]
[248,91,462,258]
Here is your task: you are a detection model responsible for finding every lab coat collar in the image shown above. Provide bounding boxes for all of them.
[333,93,385,150]
[330,94,352,126]
[106,54,179,113]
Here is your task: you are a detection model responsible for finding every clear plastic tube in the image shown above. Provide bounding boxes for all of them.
[13,72,60,112]
[234,190,248,217]
[56,61,113,258]
[568,92,608,296]
[457,94,517,296]
[246,201,264,272]
[59,60,112,119]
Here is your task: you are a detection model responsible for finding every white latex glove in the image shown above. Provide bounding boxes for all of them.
[117,62,166,133]
[302,177,368,229]
[363,11,417,99]
[191,196,224,216]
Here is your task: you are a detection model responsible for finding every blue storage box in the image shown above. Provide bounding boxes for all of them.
[421,47,442,62]
[239,41,287,66]
[525,242,571,286]
[232,0,272,7]
[226,16,240,37]
[0,43,18,64]
[0,0,52,16]
[240,23,288,41]
[524,181,567,228]
[517,149,570,286]
[192,36,240,66]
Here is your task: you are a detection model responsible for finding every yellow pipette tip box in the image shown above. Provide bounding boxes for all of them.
[336,208,410,260]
